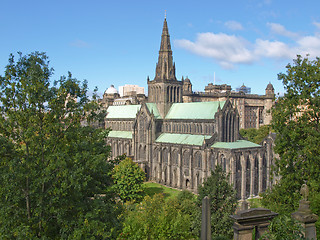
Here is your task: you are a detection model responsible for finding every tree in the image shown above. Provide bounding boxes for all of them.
[260,215,304,240]
[239,125,272,144]
[261,55,320,234]
[0,52,121,239]
[118,193,196,240]
[193,165,237,239]
[112,157,146,203]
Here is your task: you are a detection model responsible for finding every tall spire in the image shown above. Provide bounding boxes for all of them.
[148,16,183,117]
[154,16,176,81]
[160,18,170,51]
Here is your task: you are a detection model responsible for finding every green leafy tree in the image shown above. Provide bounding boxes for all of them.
[260,215,304,240]
[176,190,197,216]
[239,125,272,144]
[193,165,237,239]
[118,193,196,240]
[112,157,146,203]
[0,52,121,239]
[261,55,320,235]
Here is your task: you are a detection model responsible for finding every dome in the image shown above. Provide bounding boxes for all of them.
[266,82,274,90]
[105,85,118,94]
[240,83,246,90]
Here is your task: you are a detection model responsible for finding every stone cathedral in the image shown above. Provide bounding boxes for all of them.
[105,18,276,199]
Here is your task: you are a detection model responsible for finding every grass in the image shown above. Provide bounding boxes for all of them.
[144,182,181,200]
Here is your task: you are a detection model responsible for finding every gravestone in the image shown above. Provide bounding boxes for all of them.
[201,196,211,240]
[230,208,278,240]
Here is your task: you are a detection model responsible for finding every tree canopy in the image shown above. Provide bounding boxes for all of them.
[194,165,237,239]
[261,55,320,234]
[273,55,320,185]
[118,193,196,240]
[239,125,272,144]
[112,157,146,203]
[0,52,121,239]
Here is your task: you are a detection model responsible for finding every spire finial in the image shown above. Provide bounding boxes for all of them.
[165,10,167,19]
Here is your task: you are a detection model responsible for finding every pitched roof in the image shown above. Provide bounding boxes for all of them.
[165,101,226,120]
[156,133,211,146]
[146,103,161,119]
[106,105,141,119]
[107,131,132,139]
[212,140,261,149]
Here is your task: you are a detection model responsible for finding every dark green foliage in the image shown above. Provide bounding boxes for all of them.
[260,215,304,240]
[0,52,121,239]
[272,55,320,187]
[194,165,237,239]
[176,189,196,202]
[261,55,320,236]
[260,177,301,214]
[118,193,196,240]
[112,157,146,203]
[176,190,197,219]
[213,236,230,240]
[239,125,272,144]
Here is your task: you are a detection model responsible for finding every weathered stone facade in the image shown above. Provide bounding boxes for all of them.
[182,81,275,129]
[105,18,275,199]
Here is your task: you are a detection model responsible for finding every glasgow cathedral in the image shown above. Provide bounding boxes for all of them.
[104,17,276,199]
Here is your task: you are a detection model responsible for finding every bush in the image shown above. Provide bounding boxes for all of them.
[112,157,146,203]
[118,194,196,239]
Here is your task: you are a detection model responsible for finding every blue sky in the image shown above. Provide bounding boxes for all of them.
[1,0,320,96]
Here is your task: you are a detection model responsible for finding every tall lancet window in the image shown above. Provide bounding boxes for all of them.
[139,114,147,143]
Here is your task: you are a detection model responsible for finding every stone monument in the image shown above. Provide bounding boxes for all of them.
[292,184,318,240]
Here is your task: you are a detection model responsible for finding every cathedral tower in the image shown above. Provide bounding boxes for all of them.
[148,17,183,117]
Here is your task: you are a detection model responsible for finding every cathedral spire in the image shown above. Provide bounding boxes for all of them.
[160,18,171,52]
[148,16,183,117]
[154,17,176,81]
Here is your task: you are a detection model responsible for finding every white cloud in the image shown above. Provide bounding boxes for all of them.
[174,22,320,69]
[254,39,294,59]
[267,22,299,39]
[296,35,320,56]
[70,39,90,48]
[224,21,244,31]
[175,32,255,69]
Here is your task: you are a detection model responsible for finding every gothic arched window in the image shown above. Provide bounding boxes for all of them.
[183,150,190,168]
[139,114,147,143]
[172,150,178,166]
[195,151,202,169]
[162,148,168,164]
[220,155,226,171]
[210,153,215,170]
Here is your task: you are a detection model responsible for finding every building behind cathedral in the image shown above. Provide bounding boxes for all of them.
[104,17,276,199]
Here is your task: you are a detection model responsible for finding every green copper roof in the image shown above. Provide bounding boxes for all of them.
[106,105,141,119]
[165,101,226,119]
[156,133,211,146]
[146,103,161,119]
[212,140,261,149]
[108,131,132,139]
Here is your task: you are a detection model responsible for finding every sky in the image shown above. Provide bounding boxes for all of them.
[1,0,320,96]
